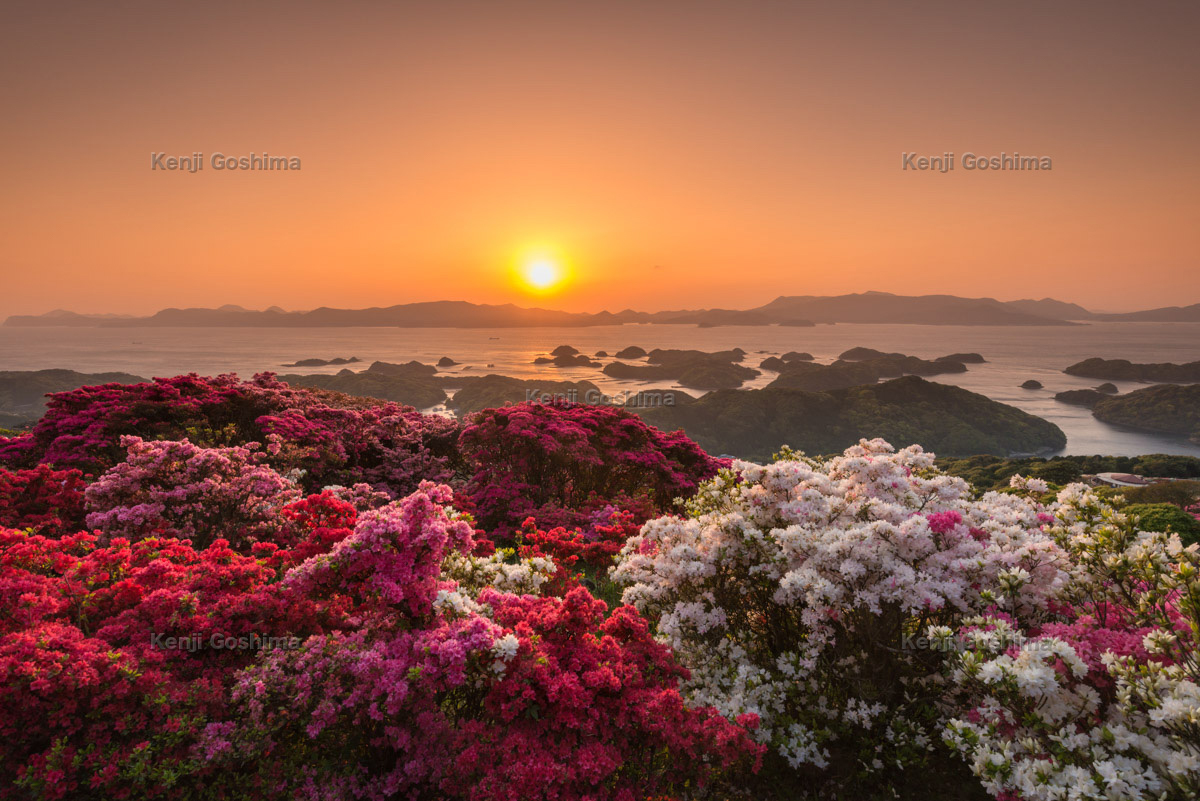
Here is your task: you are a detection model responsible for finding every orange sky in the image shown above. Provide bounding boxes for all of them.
[1,1,1197,318]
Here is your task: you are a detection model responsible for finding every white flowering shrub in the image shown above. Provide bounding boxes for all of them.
[612,439,1069,794]
[945,482,1200,800]
[441,547,557,595]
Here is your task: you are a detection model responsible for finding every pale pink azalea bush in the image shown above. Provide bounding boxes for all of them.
[84,436,302,548]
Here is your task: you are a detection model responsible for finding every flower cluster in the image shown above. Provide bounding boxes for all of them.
[0,523,347,798]
[522,506,641,569]
[284,482,474,619]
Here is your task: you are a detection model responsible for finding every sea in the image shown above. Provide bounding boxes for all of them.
[3,322,1199,458]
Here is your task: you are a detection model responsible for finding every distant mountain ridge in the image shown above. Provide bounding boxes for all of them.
[6,291,1196,328]
[1088,303,1200,322]
[749,293,1084,326]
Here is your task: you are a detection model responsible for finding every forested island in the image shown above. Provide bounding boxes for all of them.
[638,375,1066,459]
[1065,357,1200,383]
[1093,384,1200,444]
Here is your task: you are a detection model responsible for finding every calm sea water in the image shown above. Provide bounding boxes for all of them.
[3,322,1199,457]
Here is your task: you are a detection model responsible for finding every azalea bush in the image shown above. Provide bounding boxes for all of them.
[508,507,643,602]
[84,436,303,548]
[611,440,1070,796]
[612,444,1200,799]
[460,400,722,536]
[0,523,349,799]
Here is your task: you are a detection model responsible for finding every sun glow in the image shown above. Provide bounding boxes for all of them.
[515,250,569,295]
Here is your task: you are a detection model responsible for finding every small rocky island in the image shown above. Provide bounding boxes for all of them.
[1064,358,1200,383]
[767,351,969,392]
[603,348,757,390]
[282,356,361,367]
[1054,389,1108,408]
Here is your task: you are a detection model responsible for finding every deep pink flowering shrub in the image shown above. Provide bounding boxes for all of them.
[255,400,460,497]
[200,486,763,801]
[0,373,275,473]
[0,465,88,536]
[285,481,474,619]
[460,401,721,536]
[84,436,302,549]
[200,620,505,799]
[449,588,765,801]
[1,373,461,498]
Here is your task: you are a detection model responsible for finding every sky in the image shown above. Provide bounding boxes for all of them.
[1,0,1198,318]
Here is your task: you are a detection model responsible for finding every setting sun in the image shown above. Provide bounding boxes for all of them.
[525,258,560,289]
[516,251,569,295]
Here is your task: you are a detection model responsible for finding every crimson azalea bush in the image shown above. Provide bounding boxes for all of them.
[459,400,722,536]
[0,521,352,798]
[0,464,87,536]
[506,507,643,602]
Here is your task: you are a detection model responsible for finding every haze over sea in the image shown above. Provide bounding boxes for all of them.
[4,321,1199,458]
